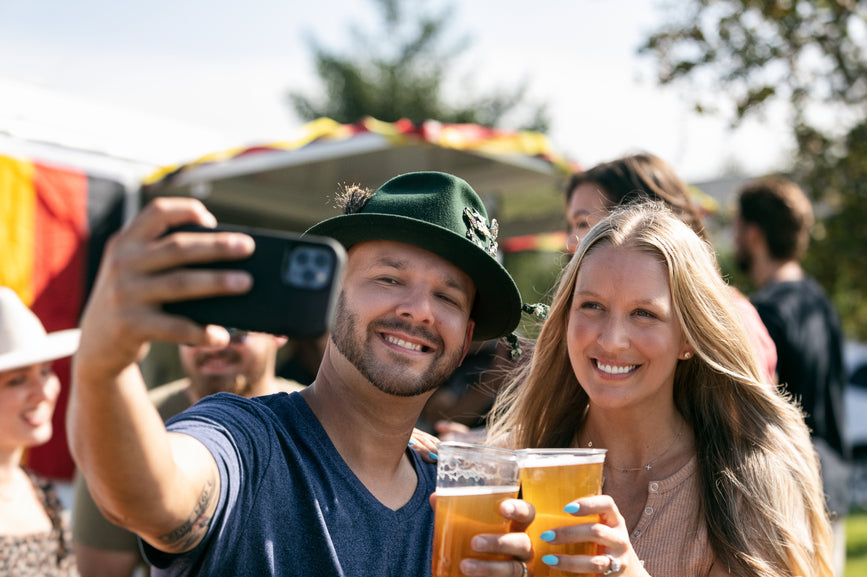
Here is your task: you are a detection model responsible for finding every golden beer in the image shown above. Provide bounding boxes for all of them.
[432,442,521,577]
[431,485,521,577]
[518,450,606,577]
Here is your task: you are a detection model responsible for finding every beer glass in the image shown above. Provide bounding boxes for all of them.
[518,448,607,577]
[432,442,521,577]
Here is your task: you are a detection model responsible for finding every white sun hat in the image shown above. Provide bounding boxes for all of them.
[0,287,81,372]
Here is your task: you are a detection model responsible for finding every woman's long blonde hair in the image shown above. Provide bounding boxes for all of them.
[488,202,832,577]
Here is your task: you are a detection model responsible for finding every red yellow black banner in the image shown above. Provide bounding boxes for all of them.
[1,154,127,481]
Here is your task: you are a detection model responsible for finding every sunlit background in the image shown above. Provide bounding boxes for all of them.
[0,0,793,180]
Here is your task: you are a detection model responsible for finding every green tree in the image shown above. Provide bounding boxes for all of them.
[640,0,867,339]
[288,0,550,132]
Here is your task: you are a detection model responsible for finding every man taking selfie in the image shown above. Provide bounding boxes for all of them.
[68,172,533,577]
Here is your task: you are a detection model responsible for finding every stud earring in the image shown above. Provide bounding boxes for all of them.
[683,352,692,359]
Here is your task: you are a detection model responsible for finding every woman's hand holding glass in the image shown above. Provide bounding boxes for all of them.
[538,495,648,577]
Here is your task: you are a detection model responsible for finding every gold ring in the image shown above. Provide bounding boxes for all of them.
[519,560,528,577]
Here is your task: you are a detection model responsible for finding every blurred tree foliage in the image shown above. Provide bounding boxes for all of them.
[288,0,550,132]
[640,0,867,340]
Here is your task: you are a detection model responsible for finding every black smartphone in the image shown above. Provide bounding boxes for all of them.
[163,225,346,338]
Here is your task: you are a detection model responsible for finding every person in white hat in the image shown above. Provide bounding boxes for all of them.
[0,286,80,576]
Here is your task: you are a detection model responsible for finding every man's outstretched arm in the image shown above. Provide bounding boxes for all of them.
[68,197,254,553]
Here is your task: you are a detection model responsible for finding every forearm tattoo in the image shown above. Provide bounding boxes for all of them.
[159,474,217,550]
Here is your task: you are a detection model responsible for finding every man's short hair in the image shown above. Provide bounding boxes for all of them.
[737,176,815,261]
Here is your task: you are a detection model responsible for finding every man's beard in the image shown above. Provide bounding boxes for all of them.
[330,292,464,397]
[190,349,260,398]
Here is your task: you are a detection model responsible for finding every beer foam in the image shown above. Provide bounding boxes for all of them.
[436,485,519,497]
[518,452,605,467]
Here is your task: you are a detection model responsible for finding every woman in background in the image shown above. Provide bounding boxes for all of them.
[0,287,80,576]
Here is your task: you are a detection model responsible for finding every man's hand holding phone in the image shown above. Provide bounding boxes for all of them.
[162,223,345,339]
[77,197,345,384]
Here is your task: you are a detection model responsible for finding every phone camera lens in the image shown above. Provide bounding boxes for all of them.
[285,246,333,290]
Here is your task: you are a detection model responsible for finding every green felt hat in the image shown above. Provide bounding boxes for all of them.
[306,171,522,340]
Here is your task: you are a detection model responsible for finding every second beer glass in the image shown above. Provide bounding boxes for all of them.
[518,448,607,577]
[432,442,521,577]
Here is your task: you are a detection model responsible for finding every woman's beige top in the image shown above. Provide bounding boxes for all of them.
[625,456,716,577]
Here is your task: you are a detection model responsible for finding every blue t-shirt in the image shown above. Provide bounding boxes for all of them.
[141,391,436,576]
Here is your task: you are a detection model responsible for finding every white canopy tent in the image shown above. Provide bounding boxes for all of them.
[141,117,578,239]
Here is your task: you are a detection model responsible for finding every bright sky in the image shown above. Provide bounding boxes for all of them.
[0,0,794,181]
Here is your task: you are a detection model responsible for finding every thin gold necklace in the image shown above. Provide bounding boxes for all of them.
[585,421,685,473]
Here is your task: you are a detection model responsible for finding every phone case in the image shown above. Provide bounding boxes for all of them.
[163,225,346,338]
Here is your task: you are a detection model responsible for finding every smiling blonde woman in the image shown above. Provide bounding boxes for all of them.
[488,201,832,577]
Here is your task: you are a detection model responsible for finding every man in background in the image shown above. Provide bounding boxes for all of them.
[734,176,850,575]
[73,331,303,577]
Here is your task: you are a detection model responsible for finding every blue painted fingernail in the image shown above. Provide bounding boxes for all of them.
[408,440,415,446]
[540,530,556,542]
[564,503,580,514]
[542,555,559,566]
[429,452,438,461]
